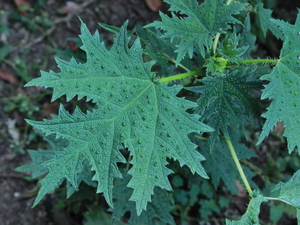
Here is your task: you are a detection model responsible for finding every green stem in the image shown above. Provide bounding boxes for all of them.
[240,159,269,182]
[266,197,294,207]
[156,68,203,84]
[212,0,232,54]
[194,134,208,141]
[163,53,190,72]
[224,135,253,195]
[212,33,220,55]
[126,155,132,170]
[237,59,279,65]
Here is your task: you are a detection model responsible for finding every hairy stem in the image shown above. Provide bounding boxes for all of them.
[237,58,279,65]
[156,68,204,83]
[225,135,253,194]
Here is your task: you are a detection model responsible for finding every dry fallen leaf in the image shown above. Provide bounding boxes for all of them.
[145,0,162,12]
[68,41,78,52]
[0,71,20,87]
[58,1,80,14]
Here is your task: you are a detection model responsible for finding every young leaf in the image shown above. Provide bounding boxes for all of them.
[257,11,300,153]
[188,68,262,151]
[226,191,267,224]
[204,56,228,74]
[218,32,248,64]
[25,20,212,215]
[145,0,247,63]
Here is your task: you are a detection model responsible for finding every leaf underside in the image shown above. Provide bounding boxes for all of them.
[257,11,300,153]
[25,19,212,215]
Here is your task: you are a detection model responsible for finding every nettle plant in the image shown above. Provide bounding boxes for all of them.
[18,0,300,224]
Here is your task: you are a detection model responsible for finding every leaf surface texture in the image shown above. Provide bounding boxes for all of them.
[25,20,212,215]
[189,69,262,151]
[258,12,300,152]
[146,0,247,63]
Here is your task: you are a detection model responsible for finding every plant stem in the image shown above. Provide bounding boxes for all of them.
[163,53,190,72]
[237,59,278,65]
[212,0,232,54]
[156,68,203,84]
[194,134,208,141]
[126,155,132,170]
[212,33,220,55]
[266,197,294,207]
[224,135,253,194]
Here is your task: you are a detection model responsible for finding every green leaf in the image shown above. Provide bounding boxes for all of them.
[98,23,122,34]
[240,13,256,59]
[257,12,300,153]
[270,205,283,224]
[15,133,68,178]
[25,19,212,215]
[15,149,55,178]
[188,68,262,151]
[84,207,118,225]
[137,26,193,69]
[145,0,247,63]
[226,191,267,225]
[16,133,96,198]
[111,172,175,225]
[204,56,228,74]
[219,32,248,63]
[199,199,221,219]
[273,170,300,209]
[255,3,284,40]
